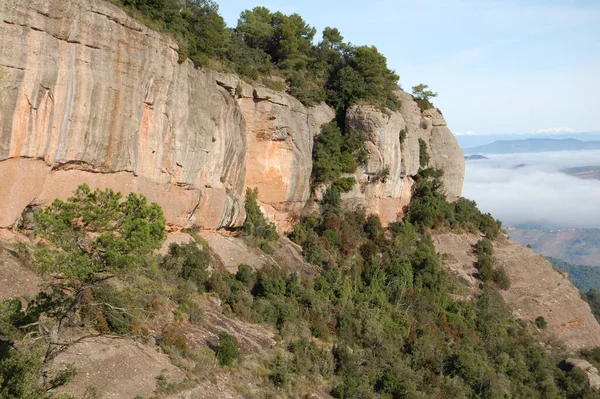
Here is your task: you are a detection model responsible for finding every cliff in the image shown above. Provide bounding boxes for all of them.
[0,0,464,231]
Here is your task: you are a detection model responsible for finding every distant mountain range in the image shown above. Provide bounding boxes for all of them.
[456,132,600,149]
[463,138,600,154]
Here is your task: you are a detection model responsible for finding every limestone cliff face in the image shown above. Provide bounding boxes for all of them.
[0,0,249,229]
[238,87,334,232]
[0,0,333,230]
[0,0,464,231]
[341,92,465,225]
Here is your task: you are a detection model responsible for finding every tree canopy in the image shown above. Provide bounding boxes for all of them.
[35,184,166,281]
[112,0,400,112]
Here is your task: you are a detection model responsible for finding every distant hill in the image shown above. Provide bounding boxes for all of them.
[547,257,600,292]
[508,227,600,266]
[464,154,488,160]
[456,132,600,149]
[463,138,600,154]
[562,166,600,181]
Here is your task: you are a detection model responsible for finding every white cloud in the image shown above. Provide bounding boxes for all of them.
[454,131,478,136]
[463,150,600,229]
[534,127,576,134]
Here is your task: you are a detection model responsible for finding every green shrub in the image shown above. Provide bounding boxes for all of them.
[312,122,357,184]
[474,239,495,283]
[323,229,342,248]
[493,267,511,290]
[269,352,291,389]
[236,264,257,289]
[160,242,210,291]
[535,316,547,329]
[399,129,407,144]
[217,332,241,366]
[288,339,334,379]
[418,138,430,168]
[332,177,356,193]
[243,187,279,253]
[474,238,493,258]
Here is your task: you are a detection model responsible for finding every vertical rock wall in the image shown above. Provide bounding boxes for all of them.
[0,0,464,231]
[342,92,465,226]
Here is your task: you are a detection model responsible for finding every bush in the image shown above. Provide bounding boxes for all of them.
[493,267,511,290]
[474,239,495,283]
[535,316,547,329]
[399,129,407,144]
[312,122,357,184]
[269,352,291,389]
[160,327,188,352]
[217,331,241,367]
[236,264,257,289]
[333,177,356,193]
[418,138,430,168]
[243,188,279,253]
[160,242,210,291]
[474,238,493,258]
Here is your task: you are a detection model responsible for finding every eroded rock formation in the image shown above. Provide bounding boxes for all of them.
[341,93,464,225]
[0,0,464,232]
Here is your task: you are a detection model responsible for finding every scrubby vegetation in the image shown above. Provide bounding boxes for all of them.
[474,238,511,289]
[406,168,503,237]
[208,169,593,397]
[217,331,241,366]
[243,187,279,253]
[1,179,598,397]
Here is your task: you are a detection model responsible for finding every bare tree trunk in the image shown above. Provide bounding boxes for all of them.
[38,287,85,388]
[38,319,62,387]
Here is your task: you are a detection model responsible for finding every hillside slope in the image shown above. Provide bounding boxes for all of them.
[434,232,600,350]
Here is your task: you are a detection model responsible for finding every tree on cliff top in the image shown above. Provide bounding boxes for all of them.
[30,185,166,387]
[412,83,437,111]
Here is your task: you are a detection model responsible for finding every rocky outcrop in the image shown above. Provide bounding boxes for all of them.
[341,94,464,225]
[433,232,600,351]
[564,359,600,388]
[0,0,249,229]
[0,0,464,231]
[0,0,334,231]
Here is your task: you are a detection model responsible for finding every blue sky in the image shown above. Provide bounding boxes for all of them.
[218,0,600,136]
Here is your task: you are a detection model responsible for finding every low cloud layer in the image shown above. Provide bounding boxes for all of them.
[462,150,600,229]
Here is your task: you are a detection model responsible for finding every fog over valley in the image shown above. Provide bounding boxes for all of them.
[462,150,600,229]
